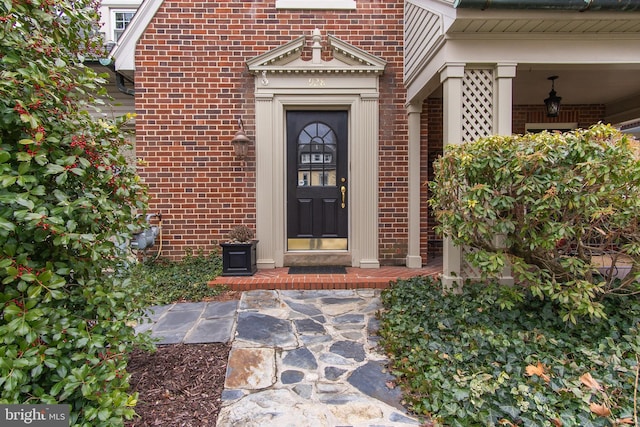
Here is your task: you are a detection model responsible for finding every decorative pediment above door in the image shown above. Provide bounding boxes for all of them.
[246,29,386,76]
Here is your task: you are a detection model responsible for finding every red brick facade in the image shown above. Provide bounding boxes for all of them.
[512,104,606,134]
[134,1,409,263]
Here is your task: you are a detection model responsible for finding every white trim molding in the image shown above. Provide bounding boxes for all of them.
[276,0,356,9]
[525,122,578,132]
[248,30,385,269]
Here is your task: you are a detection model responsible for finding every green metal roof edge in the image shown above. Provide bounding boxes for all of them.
[453,0,640,11]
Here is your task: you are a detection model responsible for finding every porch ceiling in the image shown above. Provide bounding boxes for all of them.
[404,1,640,127]
[450,10,640,113]
[427,65,640,126]
[450,10,640,33]
[512,66,640,118]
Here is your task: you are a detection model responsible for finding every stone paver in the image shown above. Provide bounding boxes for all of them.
[217,289,420,427]
[184,317,235,344]
[137,301,238,345]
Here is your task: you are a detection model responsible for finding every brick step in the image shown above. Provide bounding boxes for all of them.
[209,258,442,291]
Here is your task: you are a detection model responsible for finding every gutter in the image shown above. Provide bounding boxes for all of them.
[94,58,135,97]
[454,0,640,11]
[86,59,136,97]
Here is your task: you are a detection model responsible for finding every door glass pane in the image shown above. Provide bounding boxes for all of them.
[297,122,337,187]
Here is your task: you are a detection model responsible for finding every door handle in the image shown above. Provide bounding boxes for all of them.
[340,185,346,208]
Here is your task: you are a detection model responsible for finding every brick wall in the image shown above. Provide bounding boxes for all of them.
[134,1,407,263]
[133,0,607,264]
[425,97,443,258]
[512,104,606,134]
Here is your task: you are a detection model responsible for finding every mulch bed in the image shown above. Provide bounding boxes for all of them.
[126,343,231,427]
[125,290,240,427]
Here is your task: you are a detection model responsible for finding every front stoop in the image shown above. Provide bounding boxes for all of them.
[209,257,442,291]
[283,253,352,267]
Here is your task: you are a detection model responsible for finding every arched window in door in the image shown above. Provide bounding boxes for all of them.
[296,122,337,187]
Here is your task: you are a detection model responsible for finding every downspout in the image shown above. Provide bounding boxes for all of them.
[114,70,135,97]
[454,0,640,11]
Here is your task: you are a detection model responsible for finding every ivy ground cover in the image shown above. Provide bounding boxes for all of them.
[379,277,640,426]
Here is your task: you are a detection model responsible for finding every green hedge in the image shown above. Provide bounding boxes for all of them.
[429,124,640,322]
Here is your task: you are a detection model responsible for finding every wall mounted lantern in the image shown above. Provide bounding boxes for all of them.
[231,118,251,160]
[544,75,561,118]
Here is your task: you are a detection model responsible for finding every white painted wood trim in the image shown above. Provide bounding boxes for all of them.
[250,31,384,268]
[276,0,356,9]
[406,102,423,268]
[110,0,165,71]
[440,63,464,289]
[255,89,380,268]
[495,63,516,136]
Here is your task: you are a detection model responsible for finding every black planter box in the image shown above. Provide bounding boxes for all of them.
[221,240,258,276]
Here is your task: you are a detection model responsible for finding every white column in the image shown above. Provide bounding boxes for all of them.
[440,63,465,289]
[255,92,276,269]
[495,63,516,284]
[357,93,380,268]
[495,63,517,136]
[406,102,423,268]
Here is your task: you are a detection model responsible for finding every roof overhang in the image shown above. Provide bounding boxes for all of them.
[454,0,640,11]
[108,0,165,72]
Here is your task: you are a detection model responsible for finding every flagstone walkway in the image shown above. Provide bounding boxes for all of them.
[217,289,420,427]
[139,289,423,427]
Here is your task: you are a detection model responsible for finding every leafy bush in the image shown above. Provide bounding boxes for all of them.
[429,124,640,321]
[379,277,640,427]
[128,250,226,306]
[0,1,152,425]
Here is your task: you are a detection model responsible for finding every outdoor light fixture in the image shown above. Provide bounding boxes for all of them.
[544,75,561,118]
[231,118,251,160]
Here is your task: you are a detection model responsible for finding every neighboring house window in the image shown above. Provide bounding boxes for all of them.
[276,0,355,9]
[112,10,136,42]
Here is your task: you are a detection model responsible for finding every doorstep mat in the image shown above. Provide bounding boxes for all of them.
[288,266,347,274]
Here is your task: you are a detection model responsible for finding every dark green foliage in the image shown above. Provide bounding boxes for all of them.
[128,250,226,306]
[379,277,640,426]
[0,1,153,425]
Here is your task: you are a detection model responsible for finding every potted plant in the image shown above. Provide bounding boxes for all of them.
[220,225,258,276]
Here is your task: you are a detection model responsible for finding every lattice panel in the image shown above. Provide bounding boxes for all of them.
[462,69,494,143]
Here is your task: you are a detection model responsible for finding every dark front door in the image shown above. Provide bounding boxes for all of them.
[287,111,348,250]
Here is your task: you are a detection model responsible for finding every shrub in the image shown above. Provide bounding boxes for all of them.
[429,124,640,321]
[0,1,152,425]
[379,277,640,426]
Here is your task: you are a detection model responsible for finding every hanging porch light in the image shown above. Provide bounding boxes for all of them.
[544,75,562,118]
